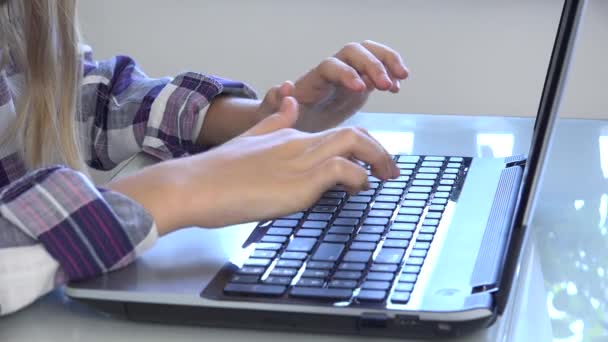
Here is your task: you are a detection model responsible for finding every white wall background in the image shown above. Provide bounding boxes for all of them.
[78,0,608,119]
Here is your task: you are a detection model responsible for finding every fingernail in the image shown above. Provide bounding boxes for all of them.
[351,78,366,90]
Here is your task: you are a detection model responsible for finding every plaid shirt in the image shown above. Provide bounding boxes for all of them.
[0,46,256,315]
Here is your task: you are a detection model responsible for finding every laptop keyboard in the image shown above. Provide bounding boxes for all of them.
[221,155,471,305]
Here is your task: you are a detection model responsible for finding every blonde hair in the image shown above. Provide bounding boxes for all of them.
[0,0,86,172]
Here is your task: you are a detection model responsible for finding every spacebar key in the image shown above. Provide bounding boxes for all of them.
[290,287,353,300]
[224,283,286,296]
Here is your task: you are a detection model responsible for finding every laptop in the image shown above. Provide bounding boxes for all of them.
[65,0,585,338]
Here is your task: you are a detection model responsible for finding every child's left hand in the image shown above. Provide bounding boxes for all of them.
[257,40,409,132]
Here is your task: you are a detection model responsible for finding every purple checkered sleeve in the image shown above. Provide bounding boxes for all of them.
[0,166,156,281]
[80,47,257,170]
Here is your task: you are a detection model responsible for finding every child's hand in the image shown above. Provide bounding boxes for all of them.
[112,97,399,234]
[257,40,409,132]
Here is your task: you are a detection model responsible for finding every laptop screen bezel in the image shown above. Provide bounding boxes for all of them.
[495,0,586,314]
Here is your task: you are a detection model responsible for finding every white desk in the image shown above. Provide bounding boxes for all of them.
[1,113,606,341]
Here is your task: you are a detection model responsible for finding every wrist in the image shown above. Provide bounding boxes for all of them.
[198,96,263,146]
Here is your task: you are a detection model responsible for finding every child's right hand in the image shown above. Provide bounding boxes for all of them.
[109,97,399,235]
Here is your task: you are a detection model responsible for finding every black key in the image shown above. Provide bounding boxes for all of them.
[390,223,416,231]
[270,268,298,277]
[420,225,437,234]
[421,161,443,167]
[350,242,377,251]
[230,275,259,284]
[338,262,367,271]
[261,235,287,243]
[403,265,421,274]
[369,181,381,189]
[383,239,409,248]
[410,249,427,258]
[447,162,462,168]
[387,231,413,239]
[398,155,420,163]
[334,218,359,226]
[333,271,363,280]
[308,213,333,221]
[256,242,283,251]
[395,283,414,292]
[371,263,398,273]
[297,278,324,287]
[328,226,355,235]
[311,243,345,262]
[406,193,429,200]
[417,233,434,242]
[429,204,445,211]
[358,189,376,196]
[440,179,455,186]
[380,188,403,196]
[364,217,390,226]
[362,281,391,290]
[343,203,367,211]
[407,257,425,266]
[286,237,317,252]
[368,209,393,218]
[324,234,350,243]
[437,185,452,192]
[276,259,303,268]
[395,175,410,182]
[444,168,459,174]
[339,210,364,218]
[282,212,304,220]
[264,276,292,285]
[302,221,328,229]
[415,173,437,180]
[450,157,464,162]
[432,198,448,205]
[408,186,432,193]
[324,192,346,199]
[224,283,286,297]
[400,169,413,176]
[359,225,385,234]
[397,163,416,169]
[267,227,293,236]
[414,241,431,250]
[290,287,353,300]
[302,269,329,278]
[357,290,386,302]
[343,250,372,263]
[425,212,442,219]
[281,251,308,260]
[329,279,358,289]
[384,182,407,189]
[442,174,457,180]
[368,175,381,183]
[422,219,439,226]
[418,167,440,174]
[394,214,419,223]
[355,233,381,242]
[434,192,450,199]
[376,195,400,203]
[366,272,395,282]
[296,229,323,238]
[399,273,418,283]
[412,179,435,186]
[391,292,411,304]
[312,205,337,214]
[273,219,299,227]
[251,250,276,259]
[375,248,405,264]
[307,261,334,269]
[318,198,342,206]
[424,156,445,161]
[349,195,372,203]
[402,200,426,207]
[399,207,423,215]
[372,202,397,210]
[244,258,272,267]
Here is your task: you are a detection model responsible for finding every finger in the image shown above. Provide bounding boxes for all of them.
[300,127,396,180]
[356,127,400,178]
[242,97,299,136]
[335,42,393,91]
[278,80,296,98]
[361,40,409,80]
[315,57,367,92]
[307,156,369,195]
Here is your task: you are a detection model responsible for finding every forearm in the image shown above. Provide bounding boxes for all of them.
[197,96,263,146]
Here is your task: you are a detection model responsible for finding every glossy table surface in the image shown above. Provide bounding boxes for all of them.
[1,112,606,341]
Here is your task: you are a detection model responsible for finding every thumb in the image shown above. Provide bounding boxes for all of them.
[243,96,299,137]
